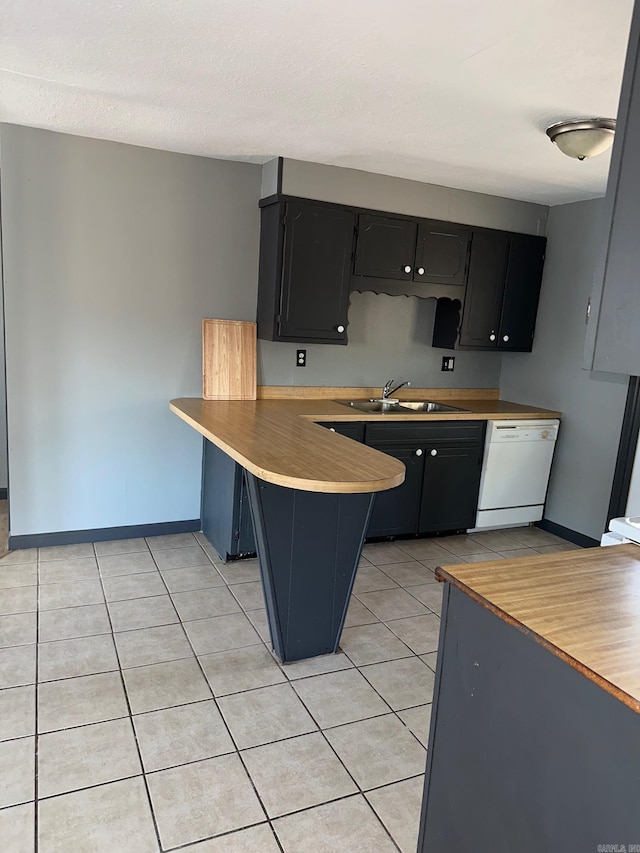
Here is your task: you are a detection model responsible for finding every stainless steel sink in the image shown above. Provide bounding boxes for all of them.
[395,401,469,413]
[336,399,469,414]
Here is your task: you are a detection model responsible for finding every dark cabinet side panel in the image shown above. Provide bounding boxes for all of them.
[498,234,546,351]
[587,3,640,374]
[458,230,510,349]
[279,203,355,342]
[353,214,417,280]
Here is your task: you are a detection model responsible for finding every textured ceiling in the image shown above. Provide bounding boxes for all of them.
[1,0,634,205]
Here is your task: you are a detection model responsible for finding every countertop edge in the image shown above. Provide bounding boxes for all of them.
[170,400,406,493]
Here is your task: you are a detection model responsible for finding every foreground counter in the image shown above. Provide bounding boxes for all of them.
[418,544,640,851]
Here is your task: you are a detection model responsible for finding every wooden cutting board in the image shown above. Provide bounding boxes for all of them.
[202,319,257,400]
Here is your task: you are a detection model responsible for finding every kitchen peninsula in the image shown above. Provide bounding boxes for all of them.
[418,544,640,851]
[171,388,559,663]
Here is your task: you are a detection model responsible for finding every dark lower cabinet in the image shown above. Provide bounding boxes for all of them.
[201,440,255,562]
[208,420,486,559]
[319,422,366,441]
[365,444,424,537]
[419,443,483,533]
[364,421,485,538]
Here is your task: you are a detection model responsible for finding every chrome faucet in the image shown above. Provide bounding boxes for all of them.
[382,379,412,399]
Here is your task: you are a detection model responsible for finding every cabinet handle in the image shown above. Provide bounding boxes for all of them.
[417,267,425,275]
[430,449,438,456]
[415,449,423,456]
[502,334,509,342]
[336,325,345,333]
[489,332,496,342]
[403,265,412,274]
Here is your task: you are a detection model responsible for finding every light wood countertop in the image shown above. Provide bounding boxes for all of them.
[170,391,560,494]
[437,544,640,713]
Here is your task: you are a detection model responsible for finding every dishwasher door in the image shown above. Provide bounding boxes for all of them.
[477,420,559,511]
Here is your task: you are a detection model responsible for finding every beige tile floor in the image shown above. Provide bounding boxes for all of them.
[0,524,579,852]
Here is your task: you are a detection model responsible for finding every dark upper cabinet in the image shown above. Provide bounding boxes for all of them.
[414,221,470,288]
[353,214,470,295]
[354,214,417,280]
[498,234,546,351]
[257,201,355,344]
[257,194,545,350]
[433,229,546,352]
[458,230,510,348]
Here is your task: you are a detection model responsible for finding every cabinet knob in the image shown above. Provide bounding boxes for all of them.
[430,449,438,456]
[336,325,345,333]
[415,449,423,457]
[503,334,509,342]
[489,333,496,342]
[403,265,412,274]
[417,267,425,275]
[329,428,336,432]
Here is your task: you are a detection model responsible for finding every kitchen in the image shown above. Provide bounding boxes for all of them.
[1,0,639,850]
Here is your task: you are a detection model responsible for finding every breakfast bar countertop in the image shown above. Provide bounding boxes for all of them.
[169,386,560,494]
[436,543,640,713]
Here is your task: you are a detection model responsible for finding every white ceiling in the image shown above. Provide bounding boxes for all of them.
[1,0,634,205]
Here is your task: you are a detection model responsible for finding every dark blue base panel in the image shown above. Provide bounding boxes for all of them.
[9,519,200,550]
[245,473,374,663]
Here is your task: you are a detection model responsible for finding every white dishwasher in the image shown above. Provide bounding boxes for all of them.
[474,419,560,530]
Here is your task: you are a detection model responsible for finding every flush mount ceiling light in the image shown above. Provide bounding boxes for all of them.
[545,118,616,160]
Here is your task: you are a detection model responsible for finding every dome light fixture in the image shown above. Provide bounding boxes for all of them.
[545,118,616,160]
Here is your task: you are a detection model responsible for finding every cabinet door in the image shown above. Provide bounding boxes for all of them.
[366,444,424,537]
[419,444,483,533]
[414,221,470,288]
[458,230,509,349]
[498,234,546,351]
[279,202,355,342]
[354,214,417,280]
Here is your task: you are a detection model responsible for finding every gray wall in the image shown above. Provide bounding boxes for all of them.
[280,159,549,236]
[0,125,261,537]
[500,198,628,540]
[259,291,501,388]
[260,158,548,388]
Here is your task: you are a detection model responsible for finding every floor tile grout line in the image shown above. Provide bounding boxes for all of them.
[159,818,283,853]
[91,541,165,853]
[176,590,279,841]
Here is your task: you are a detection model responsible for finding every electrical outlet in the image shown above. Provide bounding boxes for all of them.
[296,349,307,367]
[441,356,455,372]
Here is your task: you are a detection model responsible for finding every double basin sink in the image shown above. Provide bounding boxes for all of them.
[336,399,469,415]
